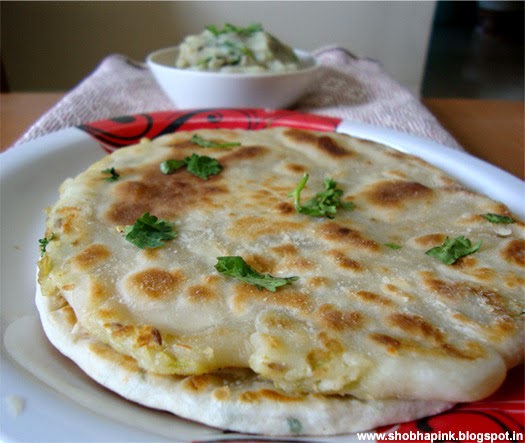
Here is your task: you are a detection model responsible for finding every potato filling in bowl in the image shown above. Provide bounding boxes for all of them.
[175,23,300,73]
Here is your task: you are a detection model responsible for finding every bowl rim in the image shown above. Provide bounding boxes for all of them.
[146,46,320,78]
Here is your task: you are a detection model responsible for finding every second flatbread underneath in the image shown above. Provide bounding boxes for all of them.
[36,286,454,436]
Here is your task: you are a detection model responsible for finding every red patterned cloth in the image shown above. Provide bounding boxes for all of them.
[14,47,461,149]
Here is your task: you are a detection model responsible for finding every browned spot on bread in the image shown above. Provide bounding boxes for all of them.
[283,128,352,157]
[284,163,308,173]
[421,272,508,308]
[455,256,478,269]
[239,389,303,403]
[317,331,345,353]
[259,389,304,402]
[317,135,352,157]
[105,162,228,225]
[73,244,110,269]
[455,259,497,281]
[369,331,483,360]
[108,322,135,339]
[363,180,434,208]
[232,284,313,313]
[284,127,321,145]
[244,254,277,274]
[229,215,304,240]
[251,188,273,199]
[106,201,152,226]
[265,362,288,372]
[354,290,394,307]
[271,243,300,257]
[326,250,365,272]
[184,374,215,392]
[369,333,401,354]
[317,304,363,332]
[213,386,231,401]
[414,233,447,248]
[248,188,281,210]
[288,256,314,272]
[220,146,269,163]
[504,273,525,288]
[317,221,380,252]
[470,268,497,281]
[97,308,118,322]
[55,206,80,234]
[271,243,315,271]
[186,284,217,302]
[274,201,295,215]
[381,284,415,302]
[501,239,525,267]
[421,271,518,339]
[421,273,456,297]
[90,279,111,302]
[127,268,185,299]
[440,342,483,360]
[388,313,444,344]
[136,325,163,348]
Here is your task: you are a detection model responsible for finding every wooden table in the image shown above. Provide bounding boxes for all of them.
[1,93,523,180]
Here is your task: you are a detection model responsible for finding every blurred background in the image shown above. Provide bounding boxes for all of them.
[1,0,523,99]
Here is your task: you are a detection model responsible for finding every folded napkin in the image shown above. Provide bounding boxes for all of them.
[15,46,461,149]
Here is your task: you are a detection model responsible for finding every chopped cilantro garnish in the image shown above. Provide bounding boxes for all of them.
[425,236,482,265]
[190,134,241,149]
[206,23,263,37]
[239,45,256,60]
[123,213,177,249]
[481,213,515,224]
[197,56,213,67]
[202,24,262,66]
[215,256,298,292]
[38,233,55,256]
[220,40,255,61]
[385,243,402,250]
[160,154,222,180]
[186,154,222,179]
[289,173,355,219]
[102,167,120,182]
[160,159,187,175]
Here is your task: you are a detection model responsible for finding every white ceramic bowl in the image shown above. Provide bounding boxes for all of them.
[146,46,320,109]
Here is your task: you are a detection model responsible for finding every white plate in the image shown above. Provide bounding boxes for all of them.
[1,111,523,443]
